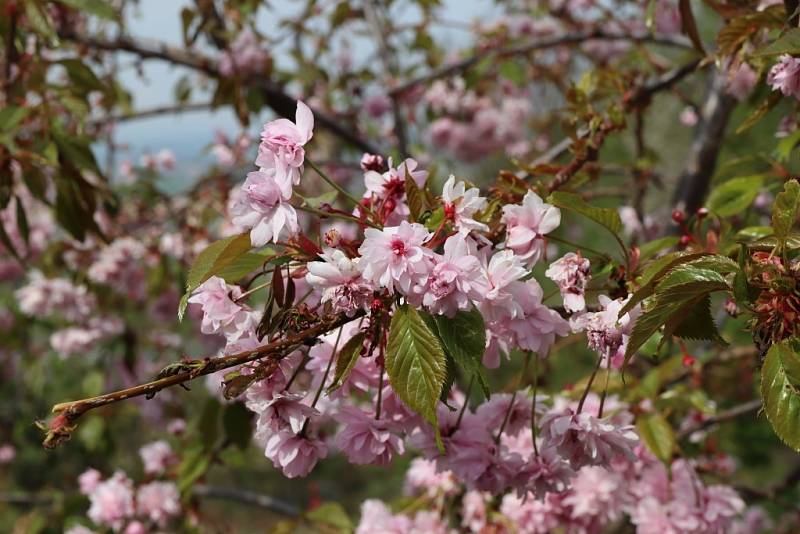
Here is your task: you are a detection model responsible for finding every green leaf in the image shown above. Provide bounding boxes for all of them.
[755,28,800,56]
[178,233,252,320]
[667,294,725,344]
[432,308,490,398]
[774,129,800,163]
[306,502,353,533]
[637,236,679,262]
[548,191,622,236]
[773,180,800,244]
[736,92,782,134]
[59,59,105,93]
[760,338,800,451]
[177,444,213,494]
[498,60,526,86]
[622,252,710,316]
[706,175,764,217]
[655,265,730,299]
[735,226,773,243]
[57,0,117,19]
[636,412,675,463]
[0,106,30,132]
[386,305,447,452]
[301,190,338,209]
[328,332,366,393]
[405,169,429,222]
[215,252,267,283]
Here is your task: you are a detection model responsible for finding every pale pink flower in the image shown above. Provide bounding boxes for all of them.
[253,393,319,435]
[50,317,124,358]
[167,418,186,435]
[680,106,699,126]
[403,458,457,497]
[360,153,385,172]
[475,392,535,437]
[263,430,327,478]
[135,481,181,526]
[423,234,488,317]
[767,55,800,99]
[65,527,97,534]
[562,465,626,526]
[441,175,488,233]
[188,276,258,341]
[461,491,489,532]
[230,169,299,246]
[494,280,570,357]
[78,468,102,495]
[502,191,560,266]
[16,271,95,322]
[122,522,146,534]
[480,249,529,321]
[87,471,135,530]
[255,101,314,196]
[570,294,641,368]
[518,447,575,497]
[156,149,175,170]
[499,492,563,534]
[334,406,405,466]
[363,158,427,200]
[364,93,392,118]
[726,62,757,101]
[305,249,374,316]
[545,252,591,313]
[138,440,176,475]
[219,29,270,77]
[358,221,432,294]
[356,499,412,534]
[87,238,147,301]
[539,408,639,469]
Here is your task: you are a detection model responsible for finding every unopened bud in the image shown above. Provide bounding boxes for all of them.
[696,207,709,219]
[360,153,385,172]
[672,209,686,224]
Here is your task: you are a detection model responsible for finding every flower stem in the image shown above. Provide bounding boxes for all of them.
[295,203,380,229]
[306,158,377,220]
[598,349,612,418]
[577,354,604,414]
[547,234,610,260]
[311,326,343,409]
[495,352,531,444]
[453,374,475,434]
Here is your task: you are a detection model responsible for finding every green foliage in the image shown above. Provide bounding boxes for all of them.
[772,179,800,246]
[755,28,800,56]
[761,338,800,451]
[385,305,447,452]
[328,332,367,393]
[706,175,764,216]
[178,233,253,320]
[636,412,675,463]
[431,308,490,398]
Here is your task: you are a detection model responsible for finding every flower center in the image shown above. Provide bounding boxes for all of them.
[390,239,406,256]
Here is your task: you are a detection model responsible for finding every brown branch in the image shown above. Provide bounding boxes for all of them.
[671,67,737,214]
[57,29,382,156]
[676,398,762,440]
[90,102,215,126]
[43,312,360,449]
[391,31,693,97]
[193,484,300,517]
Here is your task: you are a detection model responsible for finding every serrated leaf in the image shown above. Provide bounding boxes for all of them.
[773,179,800,244]
[625,298,688,366]
[405,169,428,222]
[706,175,764,217]
[667,294,725,343]
[386,305,447,452]
[678,0,705,54]
[755,27,800,56]
[432,308,490,398]
[735,226,773,243]
[216,252,267,283]
[761,338,800,451]
[179,233,252,320]
[306,502,353,532]
[655,265,730,299]
[301,190,338,209]
[736,92,782,134]
[548,191,622,236]
[621,252,710,316]
[636,412,675,463]
[328,332,366,393]
[638,236,679,262]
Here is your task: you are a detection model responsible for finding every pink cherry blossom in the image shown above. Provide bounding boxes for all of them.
[499,492,563,534]
[767,55,800,99]
[356,499,412,534]
[255,101,314,195]
[502,191,561,265]
[78,468,102,495]
[360,152,385,172]
[562,465,626,528]
[441,175,488,234]
[726,62,757,101]
[680,106,699,127]
[334,406,405,466]
[136,481,181,526]
[87,471,135,530]
[305,248,375,316]
[138,440,176,475]
[403,458,457,497]
[156,148,175,170]
[461,491,489,532]
[480,249,529,321]
[358,221,432,294]
[263,430,328,478]
[230,169,299,246]
[253,393,319,436]
[545,252,591,313]
[188,276,258,341]
[570,294,641,368]
[16,271,95,322]
[87,238,148,301]
[539,408,639,469]
[422,234,488,317]
[219,29,270,77]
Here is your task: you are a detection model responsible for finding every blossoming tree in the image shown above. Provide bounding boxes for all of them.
[4,0,800,532]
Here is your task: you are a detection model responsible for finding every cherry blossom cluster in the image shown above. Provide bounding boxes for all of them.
[355,396,764,534]
[184,100,653,502]
[68,441,180,534]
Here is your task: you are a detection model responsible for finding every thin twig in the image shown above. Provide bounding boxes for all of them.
[676,399,762,440]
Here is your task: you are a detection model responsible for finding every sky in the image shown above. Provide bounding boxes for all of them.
[109,0,501,181]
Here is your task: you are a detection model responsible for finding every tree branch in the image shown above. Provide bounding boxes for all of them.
[43,312,360,449]
[58,29,382,156]
[193,484,300,517]
[676,399,762,440]
[672,68,737,214]
[91,102,215,126]
[391,31,693,97]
